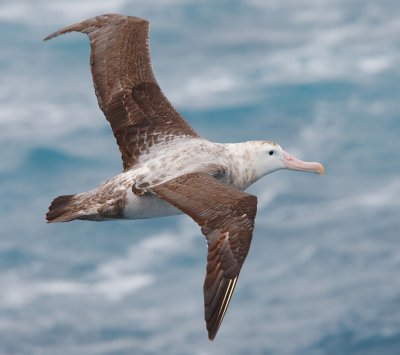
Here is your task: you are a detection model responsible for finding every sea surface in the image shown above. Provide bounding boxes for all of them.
[1,1,399,354]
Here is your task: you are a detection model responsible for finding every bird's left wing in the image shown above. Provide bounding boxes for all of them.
[44,14,199,171]
[151,172,258,340]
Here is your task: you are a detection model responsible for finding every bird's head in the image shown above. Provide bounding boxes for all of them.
[250,141,324,179]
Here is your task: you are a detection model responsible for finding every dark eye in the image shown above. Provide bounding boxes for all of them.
[269,150,274,156]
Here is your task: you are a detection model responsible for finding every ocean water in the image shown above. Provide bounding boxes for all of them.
[1,0,399,354]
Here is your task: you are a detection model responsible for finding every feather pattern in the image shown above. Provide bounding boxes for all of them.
[151,172,257,340]
[44,14,199,171]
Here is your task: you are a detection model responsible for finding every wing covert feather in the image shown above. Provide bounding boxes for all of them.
[151,172,257,340]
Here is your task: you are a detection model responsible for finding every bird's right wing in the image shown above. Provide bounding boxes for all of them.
[151,172,258,340]
[45,14,199,171]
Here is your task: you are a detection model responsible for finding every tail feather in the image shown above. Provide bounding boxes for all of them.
[46,190,122,222]
[46,194,79,223]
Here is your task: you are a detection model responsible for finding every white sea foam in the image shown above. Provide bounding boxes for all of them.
[0,269,154,308]
[0,219,201,309]
[0,0,128,26]
[0,0,398,179]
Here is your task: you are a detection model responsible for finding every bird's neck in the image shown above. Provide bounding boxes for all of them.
[220,142,262,191]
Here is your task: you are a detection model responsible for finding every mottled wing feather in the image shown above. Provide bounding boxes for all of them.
[151,172,257,340]
[45,14,199,171]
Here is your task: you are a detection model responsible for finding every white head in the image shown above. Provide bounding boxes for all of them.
[249,141,324,180]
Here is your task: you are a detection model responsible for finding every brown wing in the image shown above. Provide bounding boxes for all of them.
[151,172,257,340]
[44,14,199,171]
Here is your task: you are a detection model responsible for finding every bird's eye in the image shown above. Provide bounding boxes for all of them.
[269,150,274,156]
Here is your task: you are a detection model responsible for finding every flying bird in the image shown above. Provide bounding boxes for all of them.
[44,14,324,340]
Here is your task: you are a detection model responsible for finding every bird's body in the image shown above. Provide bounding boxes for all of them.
[45,14,324,340]
[112,138,255,220]
[52,139,277,221]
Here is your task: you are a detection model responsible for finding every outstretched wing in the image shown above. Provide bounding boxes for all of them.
[151,172,257,340]
[45,14,199,171]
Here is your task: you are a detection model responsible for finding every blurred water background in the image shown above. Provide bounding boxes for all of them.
[0,0,399,354]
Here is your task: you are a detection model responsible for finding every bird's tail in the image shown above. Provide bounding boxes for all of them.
[46,194,82,222]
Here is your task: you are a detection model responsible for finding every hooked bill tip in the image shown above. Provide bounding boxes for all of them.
[316,163,325,176]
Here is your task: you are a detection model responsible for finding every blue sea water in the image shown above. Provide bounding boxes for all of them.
[1,1,400,354]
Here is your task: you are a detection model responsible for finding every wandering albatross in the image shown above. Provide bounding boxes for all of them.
[44,14,324,340]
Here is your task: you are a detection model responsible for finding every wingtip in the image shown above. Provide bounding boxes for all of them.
[43,24,81,42]
[43,34,54,42]
[43,14,149,43]
[42,19,92,42]
[206,321,220,341]
[43,28,70,42]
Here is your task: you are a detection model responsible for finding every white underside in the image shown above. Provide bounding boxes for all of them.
[123,189,182,219]
[95,138,268,220]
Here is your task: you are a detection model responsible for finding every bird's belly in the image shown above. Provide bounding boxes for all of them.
[123,190,182,219]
